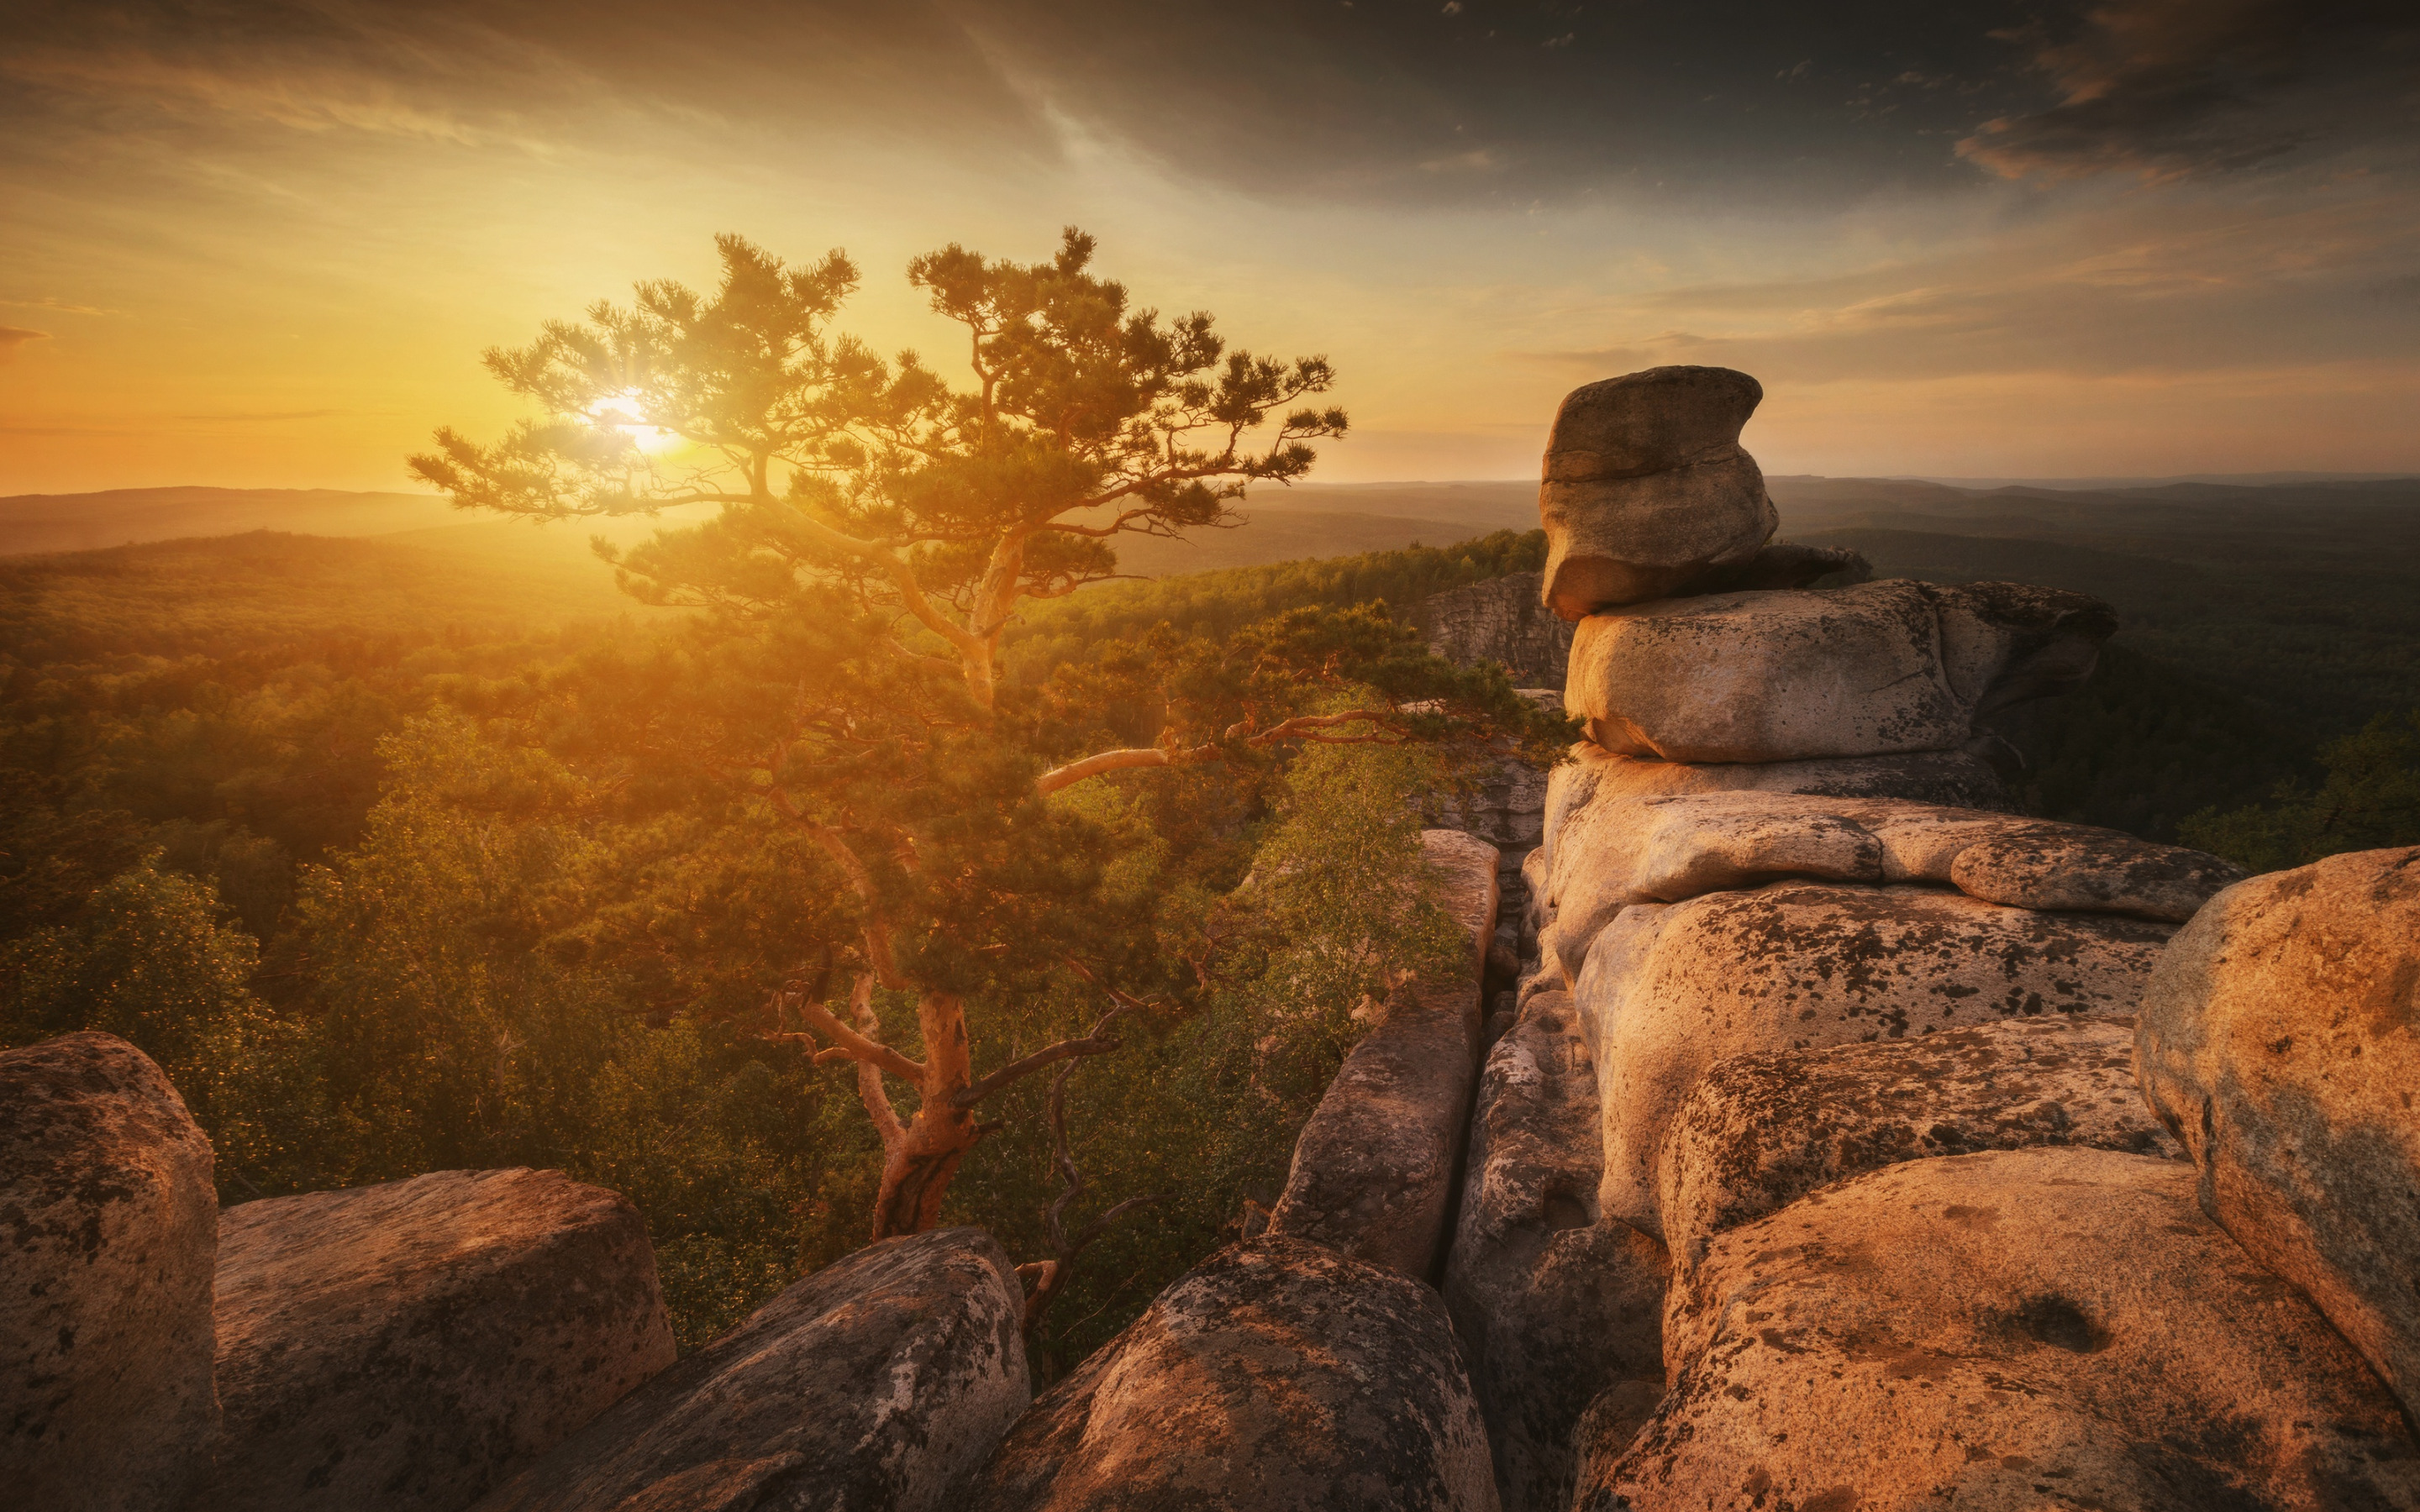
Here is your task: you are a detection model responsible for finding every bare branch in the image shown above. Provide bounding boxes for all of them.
[952,1005,1128,1109]
[782,986,926,1086]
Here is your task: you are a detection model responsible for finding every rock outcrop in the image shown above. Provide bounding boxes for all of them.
[1270,830,1498,1278]
[1418,572,1575,685]
[1,1032,219,1512]
[475,1228,1028,1512]
[1444,990,1666,1512]
[1577,880,2173,1237]
[1659,1015,2177,1272]
[1538,366,1778,619]
[2138,844,2420,1418]
[1581,1149,2420,1510]
[1564,578,2114,764]
[966,1236,1498,1512]
[189,1167,676,1512]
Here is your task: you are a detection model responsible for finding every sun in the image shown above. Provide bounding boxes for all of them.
[588,388,682,455]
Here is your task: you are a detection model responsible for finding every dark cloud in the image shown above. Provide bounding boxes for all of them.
[1959,0,2420,181]
[0,326,52,347]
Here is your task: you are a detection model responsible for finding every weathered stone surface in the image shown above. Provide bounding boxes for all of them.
[1418,571,1575,685]
[966,1236,1499,1512]
[1660,1015,2179,1273]
[1269,831,1499,1278]
[1564,578,2114,764]
[475,1228,1028,1512]
[1574,880,2173,1238]
[1580,1149,2420,1511]
[1,1032,218,1512]
[1443,990,1667,1512]
[189,1167,677,1512]
[1539,367,1777,619]
[2138,845,2420,1419]
[1691,538,1870,594]
[1541,790,2238,979]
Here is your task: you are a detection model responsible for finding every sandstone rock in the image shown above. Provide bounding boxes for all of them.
[1692,538,1870,594]
[475,1228,1028,1512]
[1541,790,2238,978]
[2138,845,2420,1419]
[1,1032,218,1512]
[189,1167,676,1512]
[1563,578,2114,764]
[1539,367,1777,619]
[1574,880,2172,1238]
[1418,571,1576,685]
[1580,1149,2420,1510]
[1269,831,1498,1278]
[1660,1015,2179,1273]
[1443,990,1667,1512]
[966,1236,1498,1512]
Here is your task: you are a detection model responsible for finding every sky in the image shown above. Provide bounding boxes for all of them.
[3,0,2417,494]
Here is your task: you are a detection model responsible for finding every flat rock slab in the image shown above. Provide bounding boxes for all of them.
[2139,844,2420,1420]
[1,1032,218,1512]
[1543,790,2237,980]
[1581,1149,2420,1511]
[475,1227,1028,1512]
[1574,880,2172,1239]
[189,1167,677,1512]
[1563,578,2113,764]
[1442,990,1667,1512]
[1269,832,1498,1278]
[1539,366,1777,618]
[1660,1015,2179,1273]
[966,1236,1498,1512]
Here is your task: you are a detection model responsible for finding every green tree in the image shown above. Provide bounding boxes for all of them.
[412,229,1547,1239]
[2179,708,2420,872]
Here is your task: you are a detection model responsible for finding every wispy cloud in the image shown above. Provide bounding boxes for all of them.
[171,408,355,423]
[0,325,51,354]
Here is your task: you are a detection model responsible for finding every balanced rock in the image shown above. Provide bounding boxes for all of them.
[1564,578,2115,764]
[2138,845,2420,1417]
[1269,831,1497,1278]
[1539,366,1777,619]
[476,1227,1028,1512]
[1443,990,1667,1512]
[1574,880,2172,1238]
[1660,1015,2178,1273]
[1581,1149,2420,1510]
[0,1032,218,1512]
[967,1237,1498,1512]
[189,1168,676,1512]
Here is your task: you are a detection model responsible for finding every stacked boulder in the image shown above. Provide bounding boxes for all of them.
[1445,365,2420,1512]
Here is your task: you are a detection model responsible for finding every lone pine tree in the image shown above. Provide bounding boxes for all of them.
[413,229,1545,1241]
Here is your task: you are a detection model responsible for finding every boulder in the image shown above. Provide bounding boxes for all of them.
[1574,880,2173,1238]
[965,1236,1498,1512]
[474,1228,1028,1512]
[1580,1149,2420,1510]
[1539,366,1777,619]
[1541,790,2238,977]
[2137,845,2420,1418]
[1442,990,1667,1512]
[1660,1015,2179,1273]
[1693,538,1870,594]
[1,1032,218,1512]
[1269,831,1498,1278]
[1563,578,2115,764]
[1418,571,1576,685]
[188,1168,676,1512]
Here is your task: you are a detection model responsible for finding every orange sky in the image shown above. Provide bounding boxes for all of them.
[5,1,2417,495]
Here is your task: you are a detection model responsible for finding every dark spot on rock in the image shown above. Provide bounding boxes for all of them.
[2005,1294,2111,1353]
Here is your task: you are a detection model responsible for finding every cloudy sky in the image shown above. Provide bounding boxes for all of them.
[3,0,2417,492]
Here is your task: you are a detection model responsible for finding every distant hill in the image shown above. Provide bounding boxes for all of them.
[0,486,457,554]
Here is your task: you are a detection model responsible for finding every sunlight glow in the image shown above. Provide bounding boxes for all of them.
[589,389,682,455]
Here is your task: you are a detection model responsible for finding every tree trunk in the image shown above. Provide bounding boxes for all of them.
[869,990,979,1240]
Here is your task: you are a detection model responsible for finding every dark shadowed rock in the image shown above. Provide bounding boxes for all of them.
[1269,831,1498,1278]
[1442,990,1666,1512]
[1,1032,218,1512]
[1581,1149,2420,1511]
[1418,571,1575,685]
[1573,880,2173,1238]
[1563,579,2114,764]
[187,1167,676,1512]
[1539,367,1777,619]
[966,1236,1498,1512]
[1660,1015,2179,1273]
[1692,539,1870,593]
[2138,845,2420,1419]
[475,1227,1028,1512]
